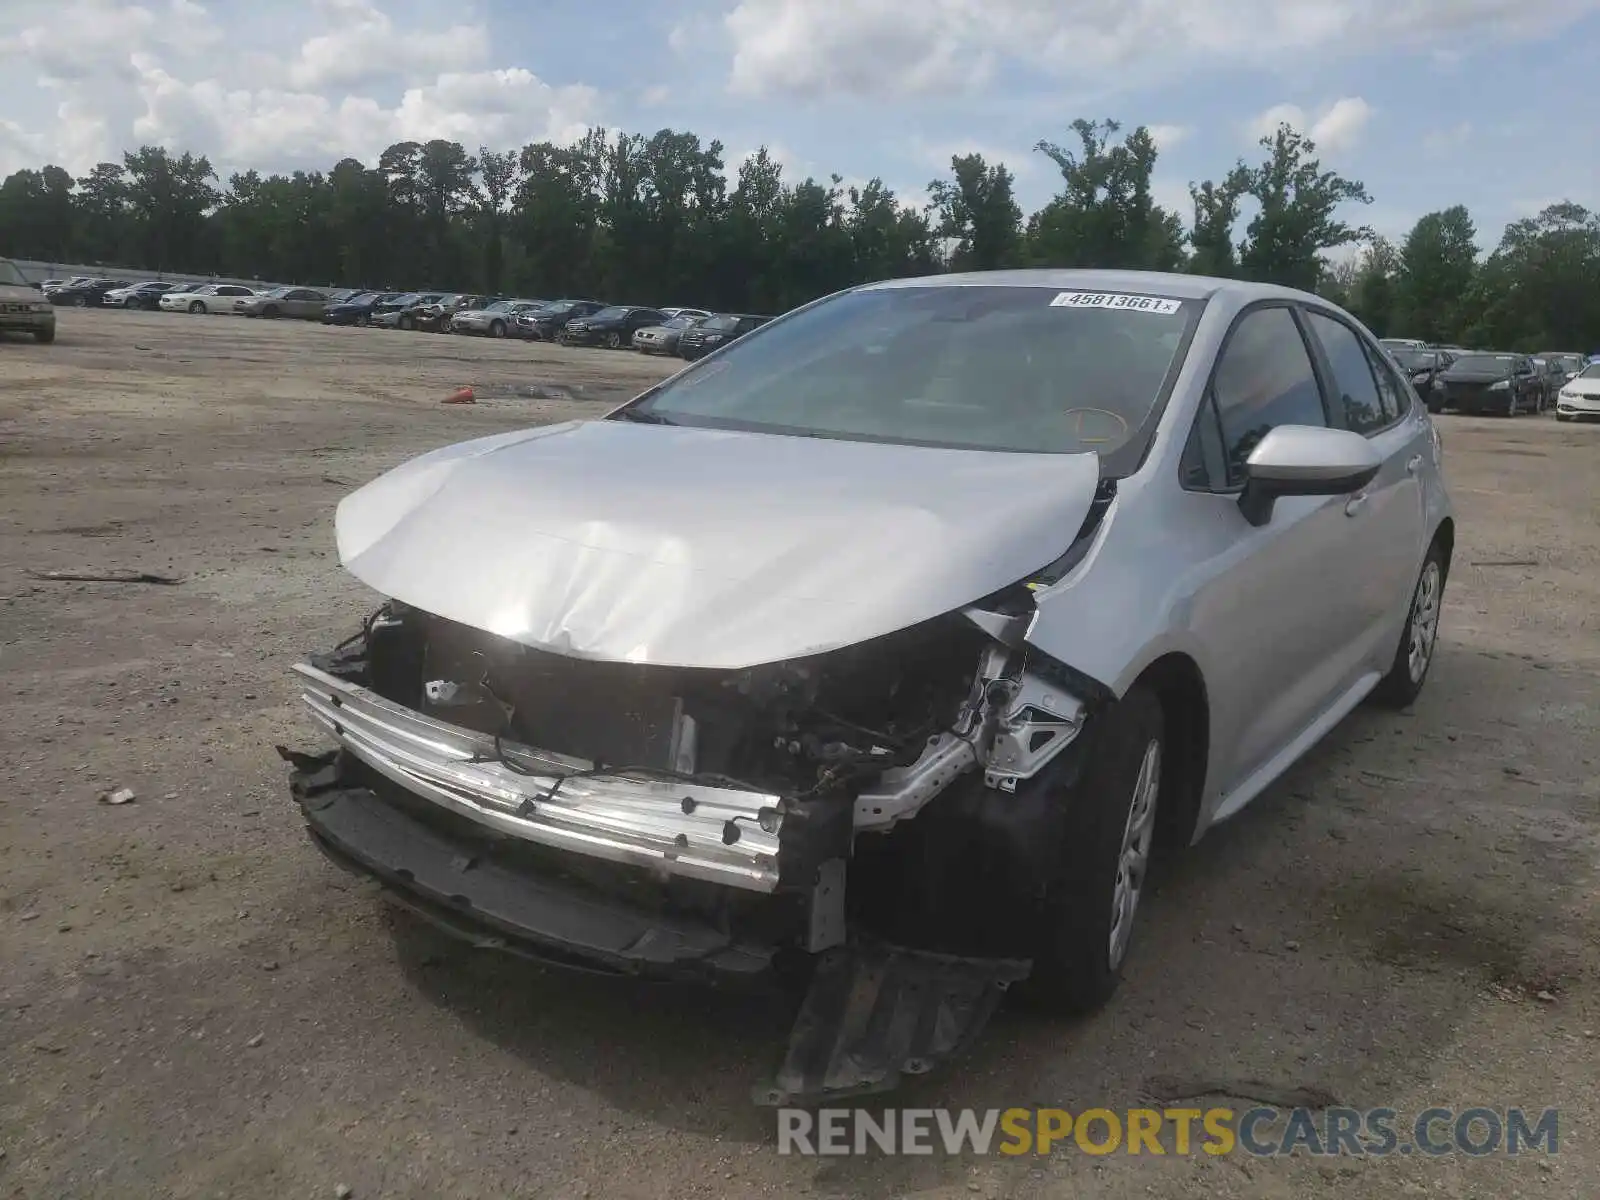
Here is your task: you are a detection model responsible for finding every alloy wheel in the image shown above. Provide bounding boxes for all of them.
[1108,739,1161,970]
[1407,560,1442,684]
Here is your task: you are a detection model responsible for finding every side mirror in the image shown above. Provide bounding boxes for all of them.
[1238,425,1383,527]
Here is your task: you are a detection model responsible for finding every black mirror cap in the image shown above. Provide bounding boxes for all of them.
[1236,463,1381,527]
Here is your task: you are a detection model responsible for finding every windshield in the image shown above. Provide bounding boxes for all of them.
[589,306,629,321]
[629,285,1199,460]
[699,315,738,333]
[386,293,420,306]
[1450,354,1514,371]
[0,260,29,286]
[1391,349,1435,370]
[1580,364,1600,380]
[343,292,375,304]
[664,314,700,329]
[260,287,291,298]
[539,301,577,314]
[480,300,514,312]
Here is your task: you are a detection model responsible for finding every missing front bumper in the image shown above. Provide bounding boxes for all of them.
[291,761,776,978]
[293,662,785,891]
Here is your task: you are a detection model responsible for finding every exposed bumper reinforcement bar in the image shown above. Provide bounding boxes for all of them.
[292,662,783,892]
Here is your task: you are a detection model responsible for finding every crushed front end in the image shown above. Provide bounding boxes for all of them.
[283,592,1099,1103]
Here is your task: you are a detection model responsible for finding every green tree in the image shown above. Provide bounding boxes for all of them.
[1026,119,1186,270]
[1187,169,1249,277]
[1463,203,1600,350]
[1394,205,1478,342]
[927,153,1022,271]
[1237,124,1372,291]
[122,146,220,272]
[1342,237,1401,335]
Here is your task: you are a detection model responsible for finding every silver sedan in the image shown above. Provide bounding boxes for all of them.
[283,269,1453,1103]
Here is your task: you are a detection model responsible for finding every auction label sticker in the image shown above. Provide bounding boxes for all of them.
[1050,291,1183,315]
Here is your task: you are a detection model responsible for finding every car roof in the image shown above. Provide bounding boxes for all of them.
[857,268,1280,303]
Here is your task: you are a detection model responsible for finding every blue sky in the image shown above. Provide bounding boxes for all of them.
[2,0,1597,253]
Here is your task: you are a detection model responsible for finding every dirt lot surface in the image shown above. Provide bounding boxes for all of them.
[2,310,1598,1199]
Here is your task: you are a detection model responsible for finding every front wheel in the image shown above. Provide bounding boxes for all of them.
[490,320,505,338]
[606,331,623,349]
[1020,684,1165,1014]
[1371,541,1447,708]
[262,305,279,318]
[189,301,204,314]
[356,313,369,327]
[398,314,414,331]
[72,296,88,307]
[34,326,56,344]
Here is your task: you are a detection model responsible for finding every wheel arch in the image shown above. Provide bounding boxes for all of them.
[1432,517,1455,579]
[1131,652,1210,851]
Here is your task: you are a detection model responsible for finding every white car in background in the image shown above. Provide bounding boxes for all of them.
[158,283,256,314]
[1555,362,1600,422]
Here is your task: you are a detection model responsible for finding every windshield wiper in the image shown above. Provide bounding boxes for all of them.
[609,406,677,425]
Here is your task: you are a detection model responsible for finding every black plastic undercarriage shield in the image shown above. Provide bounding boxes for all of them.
[755,941,1030,1106]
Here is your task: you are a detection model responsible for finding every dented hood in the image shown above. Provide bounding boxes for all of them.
[335,419,1100,669]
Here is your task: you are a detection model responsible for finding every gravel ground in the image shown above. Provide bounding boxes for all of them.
[1,310,1597,1200]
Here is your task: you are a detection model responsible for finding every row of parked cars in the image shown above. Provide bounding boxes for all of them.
[39,276,775,362]
[1377,338,1596,420]
[320,291,774,360]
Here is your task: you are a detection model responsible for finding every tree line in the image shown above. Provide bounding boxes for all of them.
[1,118,1596,350]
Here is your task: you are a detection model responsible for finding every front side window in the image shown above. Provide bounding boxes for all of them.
[1211,306,1327,485]
[0,260,29,286]
[1306,311,1388,434]
[627,285,1201,466]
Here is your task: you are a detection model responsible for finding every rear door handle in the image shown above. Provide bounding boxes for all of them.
[1345,492,1369,517]
[1406,454,1423,475]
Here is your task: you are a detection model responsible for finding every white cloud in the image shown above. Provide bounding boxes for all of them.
[720,0,1594,98]
[286,0,487,91]
[0,0,604,179]
[1245,96,1374,153]
[1146,124,1190,152]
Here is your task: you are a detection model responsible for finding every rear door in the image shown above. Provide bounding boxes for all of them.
[1301,308,1429,680]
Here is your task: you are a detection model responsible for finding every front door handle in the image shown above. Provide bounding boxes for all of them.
[1406,454,1423,475]
[1345,492,1369,517]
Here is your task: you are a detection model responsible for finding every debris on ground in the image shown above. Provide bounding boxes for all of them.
[1142,1075,1341,1110]
[27,569,184,585]
[246,1033,265,1048]
[443,385,475,404]
[98,786,137,805]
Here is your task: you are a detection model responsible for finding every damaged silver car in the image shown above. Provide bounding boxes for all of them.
[282,269,1454,1104]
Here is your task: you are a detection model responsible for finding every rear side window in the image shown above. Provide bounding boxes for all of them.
[1306,311,1388,435]
[1360,340,1409,423]
[1211,306,1328,485]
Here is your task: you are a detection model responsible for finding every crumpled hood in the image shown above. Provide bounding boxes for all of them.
[0,283,40,302]
[335,419,1101,669]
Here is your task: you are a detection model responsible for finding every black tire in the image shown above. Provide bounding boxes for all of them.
[34,326,55,344]
[357,313,369,327]
[398,314,414,331]
[1370,539,1448,709]
[490,320,505,338]
[606,331,623,349]
[72,295,88,307]
[1020,684,1165,1015]
[188,300,204,314]
[263,305,280,318]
